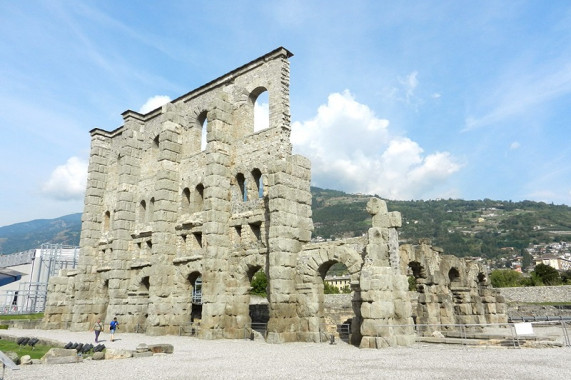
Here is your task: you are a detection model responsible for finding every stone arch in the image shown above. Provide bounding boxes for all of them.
[296,244,364,343]
[236,255,268,337]
[448,267,460,284]
[298,245,363,284]
[174,260,204,324]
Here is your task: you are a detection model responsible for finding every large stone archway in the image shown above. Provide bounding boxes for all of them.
[296,241,364,342]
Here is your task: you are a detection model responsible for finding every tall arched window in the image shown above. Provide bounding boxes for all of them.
[252,169,263,198]
[194,183,204,212]
[236,173,246,202]
[139,200,147,223]
[182,187,191,214]
[103,211,111,232]
[251,88,269,132]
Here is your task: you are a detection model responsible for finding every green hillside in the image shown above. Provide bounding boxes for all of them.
[1,188,570,263]
[0,213,82,254]
[311,187,571,260]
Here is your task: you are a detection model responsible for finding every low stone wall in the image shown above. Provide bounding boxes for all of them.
[1,319,43,329]
[499,285,571,303]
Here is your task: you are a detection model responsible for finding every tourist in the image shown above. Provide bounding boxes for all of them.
[110,317,119,342]
[93,318,103,343]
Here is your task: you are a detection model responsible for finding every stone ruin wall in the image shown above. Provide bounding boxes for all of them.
[43,47,507,348]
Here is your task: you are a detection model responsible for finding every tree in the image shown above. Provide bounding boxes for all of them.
[560,270,571,284]
[323,281,340,294]
[250,271,267,297]
[521,251,533,270]
[532,264,561,286]
[490,269,524,287]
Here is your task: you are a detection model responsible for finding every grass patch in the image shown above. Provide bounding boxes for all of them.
[0,313,44,321]
[0,339,52,360]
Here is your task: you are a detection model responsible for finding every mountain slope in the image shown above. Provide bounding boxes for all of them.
[1,188,569,261]
[0,213,82,254]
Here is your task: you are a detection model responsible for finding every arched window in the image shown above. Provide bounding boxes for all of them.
[139,200,147,223]
[448,267,460,283]
[103,211,111,232]
[194,183,204,212]
[236,173,246,202]
[140,276,150,293]
[182,187,191,214]
[252,169,263,198]
[251,88,269,132]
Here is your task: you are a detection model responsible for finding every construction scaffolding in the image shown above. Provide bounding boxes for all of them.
[0,243,79,314]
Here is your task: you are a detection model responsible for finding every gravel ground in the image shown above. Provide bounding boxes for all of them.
[1,328,570,380]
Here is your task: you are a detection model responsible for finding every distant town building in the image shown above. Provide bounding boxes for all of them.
[535,254,571,271]
[324,275,350,291]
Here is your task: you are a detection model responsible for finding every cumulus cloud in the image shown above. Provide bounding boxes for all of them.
[139,95,171,114]
[41,157,88,201]
[510,141,520,150]
[291,91,461,200]
[254,100,269,131]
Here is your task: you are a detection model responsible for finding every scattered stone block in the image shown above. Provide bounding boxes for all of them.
[136,343,149,353]
[104,349,133,360]
[20,355,32,365]
[42,348,82,364]
[92,352,105,360]
[148,344,174,354]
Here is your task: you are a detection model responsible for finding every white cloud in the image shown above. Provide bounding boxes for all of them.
[254,101,269,131]
[139,95,171,114]
[292,91,461,200]
[510,141,520,150]
[41,157,88,201]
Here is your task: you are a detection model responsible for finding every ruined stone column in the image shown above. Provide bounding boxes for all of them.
[359,198,415,348]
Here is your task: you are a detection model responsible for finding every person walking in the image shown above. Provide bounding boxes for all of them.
[93,318,103,343]
[109,317,119,342]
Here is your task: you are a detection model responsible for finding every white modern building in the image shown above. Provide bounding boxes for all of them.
[0,244,79,314]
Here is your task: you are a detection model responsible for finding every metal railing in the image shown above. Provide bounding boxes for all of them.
[373,321,571,348]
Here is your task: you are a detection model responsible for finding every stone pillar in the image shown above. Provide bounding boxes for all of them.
[266,155,313,343]
[146,120,181,335]
[359,198,415,348]
[199,94,234,339]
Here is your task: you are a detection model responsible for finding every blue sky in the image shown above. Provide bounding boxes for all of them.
[1,1,570,227]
